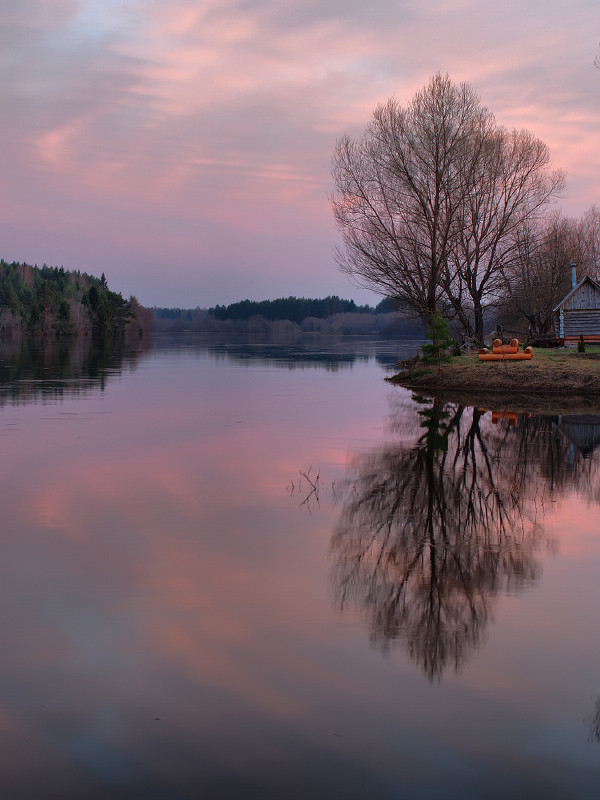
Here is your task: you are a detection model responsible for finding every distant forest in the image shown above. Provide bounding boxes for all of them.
[152,296,424,336]
[209,296,386,322]
[0,260,151,339]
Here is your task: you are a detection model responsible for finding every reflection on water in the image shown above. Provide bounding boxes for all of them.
[588,698,600,742]
[151,330,417,371]
[0,334,599,797]
[0,336,150,404]
[332,395,600,680]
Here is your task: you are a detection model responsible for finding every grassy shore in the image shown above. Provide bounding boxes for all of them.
[388,347,600,413]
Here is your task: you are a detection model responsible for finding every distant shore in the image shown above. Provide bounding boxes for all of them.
[388,348,600,413]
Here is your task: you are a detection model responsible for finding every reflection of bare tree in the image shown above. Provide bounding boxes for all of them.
[587,697,600,742]
[330,397,573,681]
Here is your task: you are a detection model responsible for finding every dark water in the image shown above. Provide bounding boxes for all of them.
[0,333,599,799]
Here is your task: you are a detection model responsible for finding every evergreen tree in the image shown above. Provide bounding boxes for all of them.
[421,312,455,367]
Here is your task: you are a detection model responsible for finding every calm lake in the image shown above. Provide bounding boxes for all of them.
[1,332,599,799]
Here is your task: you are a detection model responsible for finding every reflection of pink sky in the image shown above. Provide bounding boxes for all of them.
[1,1,598,307]
[545,495,600,558]
[0,353,391,731]
[447,495,600,757]
[0,351,598,791]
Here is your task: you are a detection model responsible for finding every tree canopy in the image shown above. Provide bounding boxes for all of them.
[0,260,144,339]
[331,74,565,343]
[208,295,375,323]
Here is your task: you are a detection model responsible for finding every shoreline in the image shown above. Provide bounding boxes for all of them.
[387,349,600,413]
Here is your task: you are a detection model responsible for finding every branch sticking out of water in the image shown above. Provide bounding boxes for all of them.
[299,466,320,512]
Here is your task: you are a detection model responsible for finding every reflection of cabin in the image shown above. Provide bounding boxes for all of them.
[553,269,600,344]
[555,415,600,458]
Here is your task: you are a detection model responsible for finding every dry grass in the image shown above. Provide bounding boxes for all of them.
[388,347,600,412]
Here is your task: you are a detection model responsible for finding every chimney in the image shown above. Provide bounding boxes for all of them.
[571,263,577,289]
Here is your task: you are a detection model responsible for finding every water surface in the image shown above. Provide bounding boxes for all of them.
[0,333,599,799]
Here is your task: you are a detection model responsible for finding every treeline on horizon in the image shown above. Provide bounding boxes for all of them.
[209,296,386,322]
[0,259,151,340]
[152,295,425,337]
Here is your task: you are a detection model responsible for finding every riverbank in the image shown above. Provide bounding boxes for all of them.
[388,348,600,413]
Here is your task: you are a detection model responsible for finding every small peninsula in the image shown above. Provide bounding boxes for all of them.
[389,348,600,413]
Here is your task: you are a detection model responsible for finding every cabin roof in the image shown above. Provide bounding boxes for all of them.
[553,275,600,313]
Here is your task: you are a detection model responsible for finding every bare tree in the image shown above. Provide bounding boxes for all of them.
[331,74,491,322]
[577,204,600,280]
[500,213,581,333]
[331,74,564,343]
[447,129,565,341]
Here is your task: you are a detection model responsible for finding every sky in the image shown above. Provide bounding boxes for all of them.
[1,0,599,309]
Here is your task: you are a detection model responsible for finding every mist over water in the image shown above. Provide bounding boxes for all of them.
[0,332,599,799]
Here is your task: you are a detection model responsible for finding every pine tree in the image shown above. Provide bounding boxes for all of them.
[421,312,455,368]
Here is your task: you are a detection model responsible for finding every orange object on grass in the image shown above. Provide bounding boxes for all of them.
[492,338,519,354]
[478,346,533,362]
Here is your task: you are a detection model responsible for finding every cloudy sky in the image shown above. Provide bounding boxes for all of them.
[1,0,598,308]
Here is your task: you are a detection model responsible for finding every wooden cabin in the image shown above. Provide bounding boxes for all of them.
[553,272,600,344]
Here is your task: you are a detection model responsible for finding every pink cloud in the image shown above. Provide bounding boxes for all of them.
[0,0,598,306]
